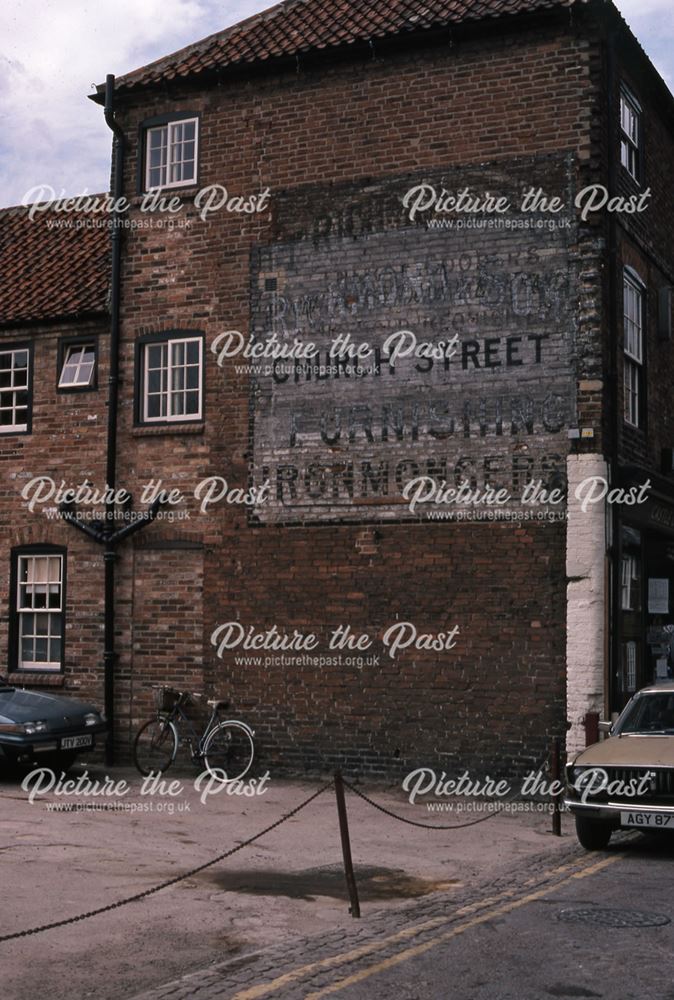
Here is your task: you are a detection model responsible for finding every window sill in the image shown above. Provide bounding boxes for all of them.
[618,166,643,191]
[133,422,205,437]
[7,672,65,688]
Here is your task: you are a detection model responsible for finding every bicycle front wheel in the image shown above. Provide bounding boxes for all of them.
[203,722,254,782]
[133,717,178,776]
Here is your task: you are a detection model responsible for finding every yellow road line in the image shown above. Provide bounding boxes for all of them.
[230,853,620,1000]
[304,854,622,1000]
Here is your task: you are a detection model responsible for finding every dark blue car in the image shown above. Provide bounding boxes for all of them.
[0,675,106,770]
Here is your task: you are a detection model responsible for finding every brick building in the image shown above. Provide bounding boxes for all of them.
[2,0,673,777]
[0,208,109,695]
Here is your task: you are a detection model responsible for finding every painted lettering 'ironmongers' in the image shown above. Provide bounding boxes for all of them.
[257,453,565,512]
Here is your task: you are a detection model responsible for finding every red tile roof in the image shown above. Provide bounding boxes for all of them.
[0,206,109,328]
[111,0,574,93]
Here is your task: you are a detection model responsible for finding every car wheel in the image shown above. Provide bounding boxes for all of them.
[39,752,79,773]
[575,815,612,850]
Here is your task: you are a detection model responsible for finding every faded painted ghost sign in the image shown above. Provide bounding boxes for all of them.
[249,161,577,523]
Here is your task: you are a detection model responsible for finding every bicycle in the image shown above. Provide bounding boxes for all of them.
[132,686,255,782]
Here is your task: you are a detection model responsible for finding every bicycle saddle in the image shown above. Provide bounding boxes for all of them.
[207,698,230,709]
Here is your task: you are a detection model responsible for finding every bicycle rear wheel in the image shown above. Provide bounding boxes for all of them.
[133,717,178,776]
[203,722,254,782]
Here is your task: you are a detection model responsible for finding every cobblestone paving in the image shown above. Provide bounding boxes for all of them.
[130,835,627,1000]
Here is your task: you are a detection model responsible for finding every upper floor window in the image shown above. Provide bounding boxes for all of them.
[58,341,97,390]
[145,117,198,190]
[0,345,31,433]
[12,550,65,672]
[137,333,203,424]
[620,88,641,182]
[623,270,644,428]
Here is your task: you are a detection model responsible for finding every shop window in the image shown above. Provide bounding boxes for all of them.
[625,641,637,693]
[621,554,641,611]
[658,287,672,341]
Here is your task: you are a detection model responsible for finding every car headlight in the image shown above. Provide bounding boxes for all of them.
[84,713,102,727]
[566,766,590,790]
[0,720,47,735]
[22,720,48,735]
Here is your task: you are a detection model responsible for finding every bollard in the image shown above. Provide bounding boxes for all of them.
[550,737,562,837]
[334,770,361,918]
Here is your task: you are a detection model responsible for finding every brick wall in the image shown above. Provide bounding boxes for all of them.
[99,18,608,778]
[0,319,108,702]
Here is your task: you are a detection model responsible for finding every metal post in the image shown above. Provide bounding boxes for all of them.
[551,737,562,837]
[334,770,361,918]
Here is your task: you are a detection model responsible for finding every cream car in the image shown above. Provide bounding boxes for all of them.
[565,684,674,850]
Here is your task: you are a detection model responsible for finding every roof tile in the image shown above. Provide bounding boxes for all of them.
[0,207,109,328]
[113,0,571,93]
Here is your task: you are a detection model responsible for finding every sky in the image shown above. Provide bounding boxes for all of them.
[1,0,673,209]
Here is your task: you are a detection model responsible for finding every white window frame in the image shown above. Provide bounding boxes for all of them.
[145,117,199,191]
[623,271,644,428]
[58,343,96,389]
[0,347,30,433]
[621,554,639,610]
[141,336,203,423]
[16,554,64,671]
[620,88,641,182]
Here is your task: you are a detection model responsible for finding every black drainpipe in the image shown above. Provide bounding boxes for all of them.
[103,74,124,766]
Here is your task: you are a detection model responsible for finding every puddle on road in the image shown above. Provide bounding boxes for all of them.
[203,865,460,902]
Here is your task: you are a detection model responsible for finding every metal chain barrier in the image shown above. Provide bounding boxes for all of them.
[342,752,554,831]
[0,781,332,944]
[0,746,563,938]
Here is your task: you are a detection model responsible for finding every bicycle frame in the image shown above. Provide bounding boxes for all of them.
[161,701,222,762]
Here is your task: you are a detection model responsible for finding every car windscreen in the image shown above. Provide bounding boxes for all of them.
[617,692,674,734]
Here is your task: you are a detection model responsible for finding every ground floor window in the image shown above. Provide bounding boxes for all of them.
[11,548,66,671]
